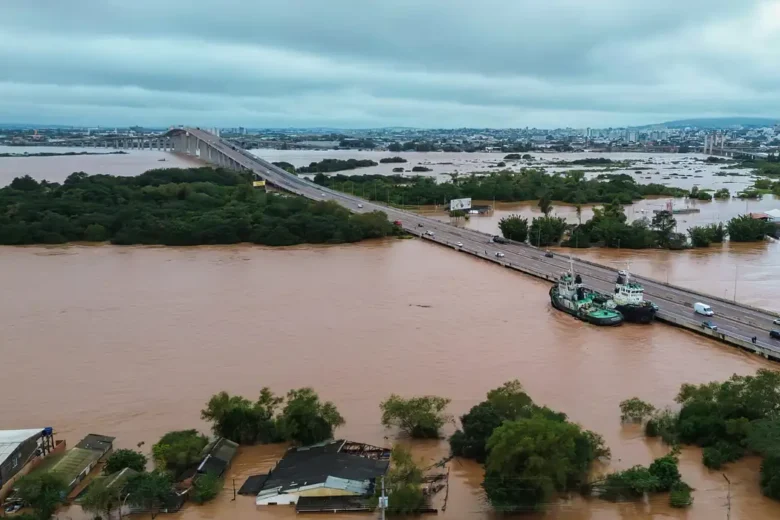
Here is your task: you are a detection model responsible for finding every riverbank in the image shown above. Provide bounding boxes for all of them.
[0,151,127,158]
[4,241,780,520]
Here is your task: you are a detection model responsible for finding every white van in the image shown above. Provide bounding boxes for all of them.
[694,302,714,316]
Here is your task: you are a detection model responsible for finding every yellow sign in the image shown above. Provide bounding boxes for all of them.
[252,180,266,188]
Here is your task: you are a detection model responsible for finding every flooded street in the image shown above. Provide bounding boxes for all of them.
[2,240,780,519]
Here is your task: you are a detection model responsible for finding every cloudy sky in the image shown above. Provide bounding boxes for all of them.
[2,0,779,128]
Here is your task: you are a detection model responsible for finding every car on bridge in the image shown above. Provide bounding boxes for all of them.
[771,330,780,340]
[357,204,363,208]
[774,318,780,326]
[456,242,463,248]
[425,230,435,237]
[701,320,718,331]
[495,252,505,258]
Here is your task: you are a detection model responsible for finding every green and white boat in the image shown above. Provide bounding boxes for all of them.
[549,268,624,326]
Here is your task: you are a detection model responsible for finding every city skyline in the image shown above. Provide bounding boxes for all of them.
[1,1,780,128]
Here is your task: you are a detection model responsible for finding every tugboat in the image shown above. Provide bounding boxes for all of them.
[549,262,624,326]
[610,268,658,324]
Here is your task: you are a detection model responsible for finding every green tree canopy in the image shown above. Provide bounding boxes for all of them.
[529,215,567,247]
[619,398,656,423]
[81,479,122,520]
[727,214,774,242]
[497,215,528,242]
[191,473,222,504]
[125,471,174,519]
[152,430,208,477]
[103,449,147,475]
[278,388,345,445]
[201,389,282,445]
[380,395,452,439]
[372,445,426,515]
[15,473,68,520]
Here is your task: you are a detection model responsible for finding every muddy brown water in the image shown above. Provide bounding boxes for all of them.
[2,240,780,519]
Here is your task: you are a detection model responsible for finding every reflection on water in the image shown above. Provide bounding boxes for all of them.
[2,240,780,519]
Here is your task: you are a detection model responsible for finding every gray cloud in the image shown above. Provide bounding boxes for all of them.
[1,0,779,128]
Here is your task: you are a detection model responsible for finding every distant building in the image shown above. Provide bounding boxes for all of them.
[255,440,390,506]
[0,429,47,489]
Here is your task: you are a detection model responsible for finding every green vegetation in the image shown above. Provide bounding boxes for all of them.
[498,215,528,242]
[591,453,691,508]
[411,166,432,172]
[125,471,174,519]
[81,479,122,519]
[379,157,407,164]
[315,170,687,206]
[529,215,567,247]
[201,387,344,446]
[103,449,147,475]
[619,398,656,423]
[191,473,222,504]
[371,445,426,515]
[152,430,208,477]
[15,473,68,520]
[714,188,730,199]
[272,161,296,174]
[626,370,780,502]
[727,214,774,242]
[0,169,399,246]
[298,158,377,173]
[689,185,713,201]
[449,381,609,512]
[380,395,452,438]
[0,151,125,158]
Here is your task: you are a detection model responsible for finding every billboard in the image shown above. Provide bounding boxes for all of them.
[449,198,472,211]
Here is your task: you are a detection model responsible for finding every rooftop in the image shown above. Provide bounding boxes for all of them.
[75,434,115,453]
[0,428,43,467]
[260,440,390,495]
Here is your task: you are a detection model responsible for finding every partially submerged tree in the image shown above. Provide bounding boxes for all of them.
[81,479,122,520]
[152,430,208,477]
[201,388,282,445]
[103,449,147,475]
[191,473,222,504]
[15,473,68,520]
[380,395,452,438]
[619,398,656,423]
[498,214,528,242]
[373,445,426,515]
[278,387,345,445]
[125,471,174,519]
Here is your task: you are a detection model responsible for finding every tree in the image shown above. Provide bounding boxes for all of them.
[15,473,67,520]
[482,416,604,512]
[575,204,583,224]
[669,481,693,507]
[497,215,528,242]
[727,214,774,242]
[380,395,452,438]
[372,445,426,514]
[125,471,173,519]
[714,188,730,199]
[104,449,147,475]
[651,210,677,247]
[761,452,780,500]
[278,387,345,445]
[529,216,567,247]
[688,226,712,247]
[705,222,727,242]
[10,175,41,191]
[201,389,281,445]
[81,479,122,520]
[619,398,656,423]
[152,430,208,477]
[191,473,222,504]
[538,195,553,216]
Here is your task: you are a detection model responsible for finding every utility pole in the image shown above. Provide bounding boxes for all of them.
[379,475,387,520]
[723,474,731,520]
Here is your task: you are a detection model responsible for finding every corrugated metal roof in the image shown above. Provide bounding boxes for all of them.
[0,429,43,467]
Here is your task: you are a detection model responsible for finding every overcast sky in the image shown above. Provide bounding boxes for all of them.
[2,0,779,128]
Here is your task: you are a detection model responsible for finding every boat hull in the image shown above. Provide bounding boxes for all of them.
[615,303,657,324]
[549,287,624,326]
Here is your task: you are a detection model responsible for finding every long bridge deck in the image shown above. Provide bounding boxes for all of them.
[173,127,780,362]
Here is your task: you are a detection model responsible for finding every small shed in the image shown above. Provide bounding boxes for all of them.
[196,437,239,477]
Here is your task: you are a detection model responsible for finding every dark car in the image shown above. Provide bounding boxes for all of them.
[770,330,780,340]
[701,320,718,331]
[544,250,554,258]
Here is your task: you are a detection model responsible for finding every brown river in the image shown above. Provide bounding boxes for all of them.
[1,151,780,519]
[1,240,779,520]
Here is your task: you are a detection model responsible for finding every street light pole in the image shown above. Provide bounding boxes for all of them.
[380,475,387,520]
[733,265,738,302]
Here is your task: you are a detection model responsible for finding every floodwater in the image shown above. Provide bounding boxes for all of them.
[250,148,758,192]
[2,240,780,520]
[0,146,201,186]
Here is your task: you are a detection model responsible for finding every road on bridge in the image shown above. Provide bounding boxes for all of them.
[182,128,780,359]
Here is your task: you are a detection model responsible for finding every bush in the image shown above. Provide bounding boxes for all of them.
[702,441,745,469]
[152,430,208,476]
[380,395,451,438]
[192,473,222,504]
[727,214,774,242]
[761,452,780,500]
[669,481,693,508]
[498,215,528,242]
[619,398,655,423]
[278,388,345,445]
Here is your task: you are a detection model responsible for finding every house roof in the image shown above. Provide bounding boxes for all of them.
[49,448,102,485]
[0,429,43,467]
[260,440,389,494]
[75,434,115,453]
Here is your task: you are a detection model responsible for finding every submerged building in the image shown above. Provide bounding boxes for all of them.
[255,440,390,506]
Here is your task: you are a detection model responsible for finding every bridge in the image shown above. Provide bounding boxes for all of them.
[169,127,780,362]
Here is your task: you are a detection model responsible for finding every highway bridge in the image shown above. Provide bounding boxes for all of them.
[170,128,780,362]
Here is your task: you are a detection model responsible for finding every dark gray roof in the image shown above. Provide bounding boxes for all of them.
[261,440,389,492]
[75,434,115,453]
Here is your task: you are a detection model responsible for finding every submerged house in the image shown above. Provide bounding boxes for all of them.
[255,440,390,506]
[49,433,115,494]
[196,437,239,478]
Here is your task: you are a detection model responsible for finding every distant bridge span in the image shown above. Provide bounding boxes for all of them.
[171,128,780,362]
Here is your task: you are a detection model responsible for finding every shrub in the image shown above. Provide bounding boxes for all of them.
[380,395,451,438]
